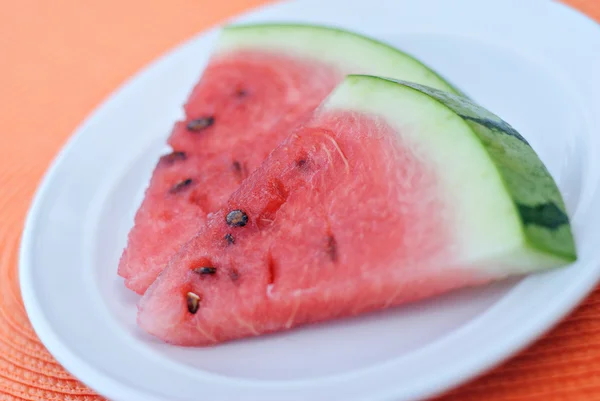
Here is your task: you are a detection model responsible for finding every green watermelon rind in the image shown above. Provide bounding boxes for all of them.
[392,78,577,262]
[216,23,466,96]
[330,75,576,270]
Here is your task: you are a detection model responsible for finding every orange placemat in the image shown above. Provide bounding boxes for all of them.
[1,1,599,400]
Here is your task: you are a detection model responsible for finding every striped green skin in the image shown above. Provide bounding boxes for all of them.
[391,78,576,262]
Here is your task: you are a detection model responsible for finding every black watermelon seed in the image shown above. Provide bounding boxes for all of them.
[232,160,244,179]
[193,266,217,275]
[224,233,235,245]
[326,234,337,262]
[226,210,248,227]
[160,151,186,165]
[169,178,193,194]
[229,268,240,282]
[236,89,248,97]
[187,116,215,132]
[296,158,310,170]
[186,292,201,314]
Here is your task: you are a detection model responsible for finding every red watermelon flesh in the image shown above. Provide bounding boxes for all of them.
[118,51,341,294]
[137,109,492,346]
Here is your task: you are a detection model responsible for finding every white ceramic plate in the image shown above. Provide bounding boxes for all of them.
[19,0,600,400]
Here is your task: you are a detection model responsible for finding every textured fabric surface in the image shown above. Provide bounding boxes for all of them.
[0,1,598,400]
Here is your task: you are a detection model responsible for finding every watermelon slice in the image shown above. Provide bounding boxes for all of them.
[118,23,463,295]
[137,75,576,346]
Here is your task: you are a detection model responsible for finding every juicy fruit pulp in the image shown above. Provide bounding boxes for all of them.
[137,76,575,346]
[118,51,339,294]
[138,110,472,346]
[118,23,462,295]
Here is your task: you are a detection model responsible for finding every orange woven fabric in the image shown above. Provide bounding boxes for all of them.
[0,1,598,400]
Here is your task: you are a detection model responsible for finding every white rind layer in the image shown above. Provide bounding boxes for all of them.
[324,75,569,276]
[217,23,459,94]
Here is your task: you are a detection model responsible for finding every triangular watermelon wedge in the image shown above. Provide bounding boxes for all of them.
[137,75,576,346]
[117,23,463,295]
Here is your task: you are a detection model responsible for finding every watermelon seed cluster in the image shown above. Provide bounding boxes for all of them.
[186,116,215,132]
[226,210,248,227]
[186,292,201,314]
